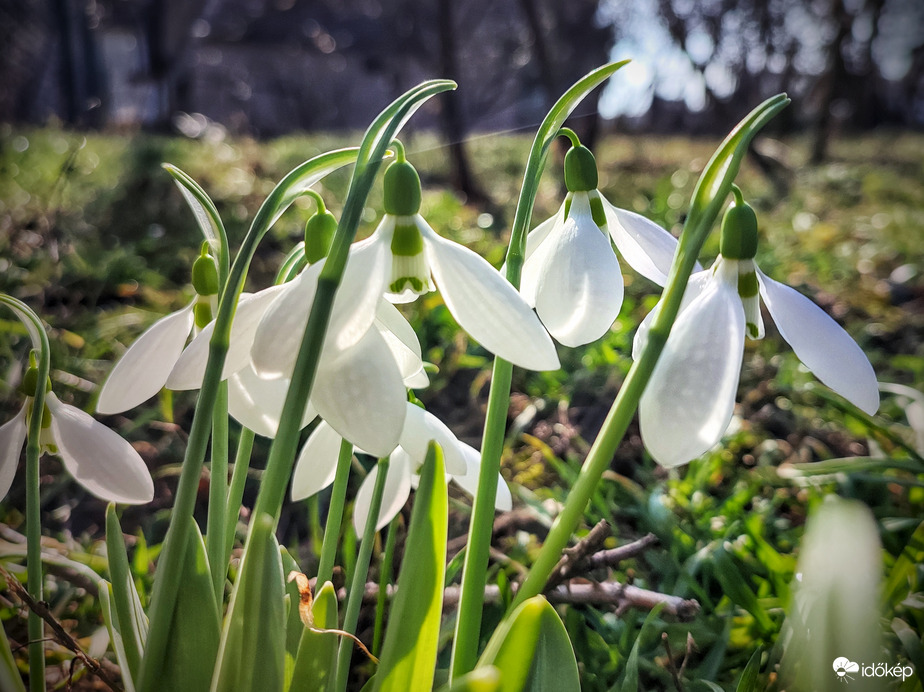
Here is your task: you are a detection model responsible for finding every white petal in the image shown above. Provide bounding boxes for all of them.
[0,406,27,500]
[48,395,154,504]
[97,303,195,413]
[524,204,565,261]
[419,219,559,371]
[375,301,428,388]
[640,267,746,467]
[520,214,565,309]
[528,193,624,347]
[227,364,317,438]
[312,327,406,458]
[290,421,343,501]
[327,239,387,351]
[167,286,287,390]
[451,442,512,512]
[353,452,412,534]
[632,268,712,358]
[757,269,879,414]
[397,403,466,475]
[250,263,324,380]
[603,198,684,285]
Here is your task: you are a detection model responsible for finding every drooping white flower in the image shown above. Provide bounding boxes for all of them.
[322,155,559,371]
[1,390,153,504]
[636,196,879,468]
[520,137,683,347]
[97,246,219,414]
[171,248,423,455]
[290,402,511,532]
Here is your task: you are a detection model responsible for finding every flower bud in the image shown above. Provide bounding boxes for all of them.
[719,200,759,260]
[384,160,422,216]
[191,247,219,296]
[305,208,338,264]
[564,145,599,193]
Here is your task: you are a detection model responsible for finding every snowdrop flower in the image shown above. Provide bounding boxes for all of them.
[295,146,558,371]
[1,360,153,504]
[97,244,220,414]
[290,401,511,532]
[170,201,423,454]
[520,131,683,346]
[636,190,879,467]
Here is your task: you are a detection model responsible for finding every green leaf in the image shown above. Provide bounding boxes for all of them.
[105,504,147,683]
[280,547,304,660]
[436,667,502,692]
[212,512,287,692]
[0,606,27,692]
[374,442,448,692]
[99,582,138,692]
[619,604,664,692]
[288,581,340,692]
[712,548,774,634]
[158,519,221,692]
[162,163,226,248]
[477,596,580,692]
[884,519,924,608]
[892,618,924,674]
[735,648,763,692]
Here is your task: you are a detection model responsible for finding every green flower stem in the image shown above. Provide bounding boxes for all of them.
[207,380,229,603]
[335,457,390,692]
[373,515,400,657]
[223,427,255,569]
[316,439,355,586]
[0,296,50,692]
[449,61,628,680]
[137,148,360,692]
[510,93,791,610]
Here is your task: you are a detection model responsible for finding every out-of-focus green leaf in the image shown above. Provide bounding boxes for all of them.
[477,595,579,692]
[619,604,664,692]
[105,504,147,682]
[436,666,502,692]
[712,548,774,634]
[884,520,924,607]
[735,648,762,692]
[0,607,26,692]
[892,618,924,674]
[158,519,221,692]
[374,442,447,692]
[212,512,286,692]
[288,581,339,692]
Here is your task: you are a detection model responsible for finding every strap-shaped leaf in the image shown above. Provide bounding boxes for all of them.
[477,595,579,692]
[0,604,26,692]
[373,442,447,692]
[105,504,148,683]
[159,519,221,692]
[211,512,286,692]
[437,667,502,692]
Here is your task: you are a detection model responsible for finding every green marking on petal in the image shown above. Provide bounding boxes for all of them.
[747,322,760,339]
[390,220,424,257]
[588,190,607,228]
[194,301,213,330]
[738,270,759,298]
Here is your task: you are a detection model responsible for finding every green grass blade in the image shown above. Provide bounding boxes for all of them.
[0,602,27,692]
[735,648,763,692]
[476,595,580,692]
[619,604,664,692]
[374,442,447,692]
[211,512,287,692]
[436,667,502,692]
[99,583,137,692]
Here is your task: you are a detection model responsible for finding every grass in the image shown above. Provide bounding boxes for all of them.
[0,124,922,690]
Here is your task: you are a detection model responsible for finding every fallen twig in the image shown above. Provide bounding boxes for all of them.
[0,564,121,692]
[546,519,612,589]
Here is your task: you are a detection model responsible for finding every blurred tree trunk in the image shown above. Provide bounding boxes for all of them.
[437,0,486,204]
[51,0,104,127]
[810,0,852,163]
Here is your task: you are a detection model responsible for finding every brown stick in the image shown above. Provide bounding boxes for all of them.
[546,519,612,589]
[583,533,660,571]
[0,565,122,692]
